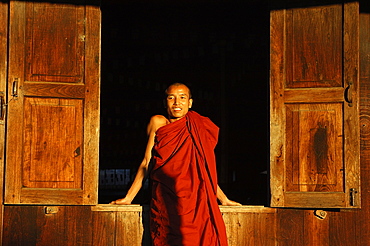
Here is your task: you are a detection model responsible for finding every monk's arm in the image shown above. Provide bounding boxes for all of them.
[110,116,164,205]
[217,185,242,206]
[112,159,150,205]
[109,146,152,205]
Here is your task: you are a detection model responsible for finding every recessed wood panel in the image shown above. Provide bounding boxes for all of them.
[286,103,343,192]
[286,5,343,88]
[25,2,85,83]
[23,97,83,189]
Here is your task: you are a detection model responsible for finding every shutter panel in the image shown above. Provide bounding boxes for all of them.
[270,2,360,208]
[4,1,100,205]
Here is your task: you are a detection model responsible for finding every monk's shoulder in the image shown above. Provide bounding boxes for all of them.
[148,115,169,131]
[150,114,168,124]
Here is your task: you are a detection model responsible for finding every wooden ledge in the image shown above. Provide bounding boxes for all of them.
[220,206,276,213]
[92,204,276,213]
[92,204,145,212]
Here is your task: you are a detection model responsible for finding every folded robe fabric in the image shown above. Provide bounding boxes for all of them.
[150,111,228,246]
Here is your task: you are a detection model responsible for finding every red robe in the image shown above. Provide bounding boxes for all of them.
[150,111,228,246]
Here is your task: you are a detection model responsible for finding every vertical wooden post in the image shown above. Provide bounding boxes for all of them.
[0,0,8,241]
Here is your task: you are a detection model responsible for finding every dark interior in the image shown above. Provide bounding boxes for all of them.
[99,0,270,205]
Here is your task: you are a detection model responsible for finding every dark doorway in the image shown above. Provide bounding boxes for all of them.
[99,0,270,206]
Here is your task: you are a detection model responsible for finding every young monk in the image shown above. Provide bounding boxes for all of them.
[110,83,241,245]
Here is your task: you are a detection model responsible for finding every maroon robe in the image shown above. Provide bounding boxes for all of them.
[150,111,228,246]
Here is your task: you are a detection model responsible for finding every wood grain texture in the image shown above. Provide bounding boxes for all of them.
[92,211,116,246]
[223,212,277,246]
[276,209,330,246]
[343,1,361,208]
[23,97,83,189]
[0,1,7,244]
[4,0,26,204]
[3,205,277,246]
[23,82,85,98]
[25,2,85,83]
[276,209,304,245]
[3,206,38,246]
[285,5,342,88]
[82,3,101,205]
[4,2,101,205]
[3,1,370,246]
[116,211,144,246]
[359,15,370,223]
[304,210,329,246]
[328,10,370,246]
[270,9,286,207]
[270,2,360,208]
[285,103,343,192]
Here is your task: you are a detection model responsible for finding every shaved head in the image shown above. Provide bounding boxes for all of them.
[165,83,192,99]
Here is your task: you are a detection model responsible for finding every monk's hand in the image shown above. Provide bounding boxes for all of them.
[221,199,242,206]
[109,197,132,205]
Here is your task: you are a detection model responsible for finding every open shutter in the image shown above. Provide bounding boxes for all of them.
[4,1,100,205]
[270,2,360,208]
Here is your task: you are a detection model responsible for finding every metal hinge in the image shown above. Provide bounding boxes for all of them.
[350,188,358,206]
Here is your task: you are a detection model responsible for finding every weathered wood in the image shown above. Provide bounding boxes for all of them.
[285,103,343,192]
[270,2,361,208]
[23,97,83,189]
[92,211,116,246]
[238,212,276,245]
[93,205,151,245]
[4,2,101,205]
[92,204,143,212]
[24,3,85,83]
[83,3,101,204]
[23,82,86,98]
[4,206,94,246]
[328,11,370,246]
[276,209,304,245]
[329,210,357,246]
[96,205,277,246]
[3,206,38,246]
[284,88,344,103]
[270,8,286,207]
[275,4,370,246]
[5,0,25,206]
[285,5,342,88]
[283,193,345,208]
[343,1,361,208]
[116,210,145,246]
[3,1,370,246]
[304,210,329,246]
[20,189,87,205]
[3,205,277,246]
[189,205,275,246]
[0,1,7,244]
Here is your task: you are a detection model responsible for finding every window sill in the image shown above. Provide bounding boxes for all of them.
[92,204,276,213]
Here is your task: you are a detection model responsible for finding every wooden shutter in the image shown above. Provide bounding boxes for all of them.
[270,2,360,208]
[4,1,100,205]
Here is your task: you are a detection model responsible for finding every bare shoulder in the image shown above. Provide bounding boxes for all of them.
[147,115,169,134]
[150,115,168,125]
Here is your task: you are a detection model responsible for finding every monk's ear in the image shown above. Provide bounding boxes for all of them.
[189,98,193,108]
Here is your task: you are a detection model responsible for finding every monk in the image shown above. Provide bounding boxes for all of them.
[110,83,241,245]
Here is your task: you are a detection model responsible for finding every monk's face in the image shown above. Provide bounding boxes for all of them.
[166,85,193,121]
